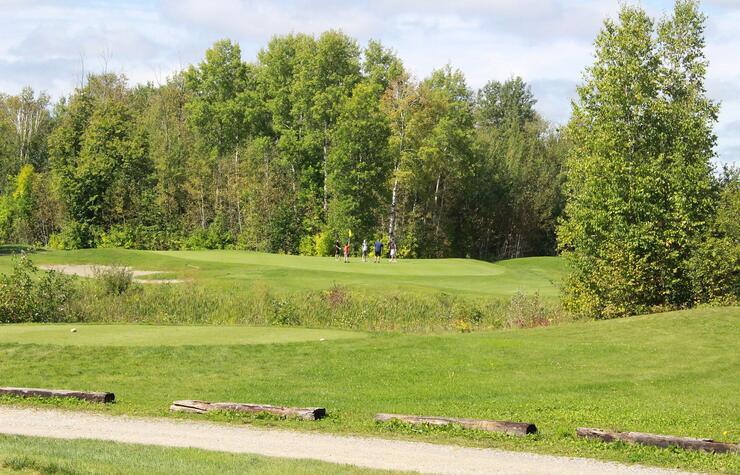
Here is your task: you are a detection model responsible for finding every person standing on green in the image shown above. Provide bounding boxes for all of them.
[374,239,383,263]
[334,238,341,261]
[362,239,368,262]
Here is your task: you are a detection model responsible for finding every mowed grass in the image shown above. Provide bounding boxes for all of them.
[1,307,738,473]
[0,247,564,297]
[0,435,401,475]
[0,325,365,346]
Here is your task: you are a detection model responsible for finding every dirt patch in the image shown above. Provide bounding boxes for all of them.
[40,265,184,284]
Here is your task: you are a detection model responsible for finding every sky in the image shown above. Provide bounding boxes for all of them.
[0,0,738,166]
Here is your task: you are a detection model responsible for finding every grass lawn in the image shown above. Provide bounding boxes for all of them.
[0,325,365,347]
[1,307,738,473]
[0,435,400,475]
[0,247,564,297]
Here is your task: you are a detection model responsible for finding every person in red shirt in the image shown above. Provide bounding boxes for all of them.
[343,242,350,263]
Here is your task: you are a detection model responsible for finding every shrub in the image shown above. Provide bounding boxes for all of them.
[314,231,334,257]
[48,221,99,249]
[505,292,560,328]
[269,297,299,325]
[94,265,134,295]
[298,234,316,256]
[0,254,78,323]
[100,224,183,250]
[688,237,739,305]
[182,216,234,250]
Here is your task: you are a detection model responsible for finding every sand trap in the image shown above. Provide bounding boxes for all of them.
[40,265,183,284]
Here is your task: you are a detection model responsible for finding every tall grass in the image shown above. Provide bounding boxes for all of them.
[0,256,569,332]
[68,280,568,332]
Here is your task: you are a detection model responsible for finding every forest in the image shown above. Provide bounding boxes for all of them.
[0,33,566,260]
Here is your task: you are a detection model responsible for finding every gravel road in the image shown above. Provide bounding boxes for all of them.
[0,407,696,475]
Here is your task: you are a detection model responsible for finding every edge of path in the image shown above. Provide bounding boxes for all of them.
[0,407,697,475]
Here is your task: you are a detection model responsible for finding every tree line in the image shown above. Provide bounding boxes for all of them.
[0,33,566,259]
[0,0,736,318]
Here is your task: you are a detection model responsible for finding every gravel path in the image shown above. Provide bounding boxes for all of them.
[0,407,694,475]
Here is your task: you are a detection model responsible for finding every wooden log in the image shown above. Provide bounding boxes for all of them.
[169,400,211,414]
[576,428,739,453]
[170,400,326,420]
[374,413,536,436]
[0,387,114,403]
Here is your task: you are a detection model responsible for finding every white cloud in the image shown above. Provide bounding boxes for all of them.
[0,0,737,165]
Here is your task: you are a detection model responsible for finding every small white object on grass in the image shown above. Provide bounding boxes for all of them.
[70,328,77,333]
[319,338,326,341]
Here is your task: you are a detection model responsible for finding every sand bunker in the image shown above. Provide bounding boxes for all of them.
[40,265,183,284]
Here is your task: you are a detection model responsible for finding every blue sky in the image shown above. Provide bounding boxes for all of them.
[1,0,738,165]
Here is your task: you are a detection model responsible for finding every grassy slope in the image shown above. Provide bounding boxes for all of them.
[0,435,400,475]
[0,248,564,297]
[1,307,738,473]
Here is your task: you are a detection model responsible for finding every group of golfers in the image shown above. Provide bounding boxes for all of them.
[334,237,397,263]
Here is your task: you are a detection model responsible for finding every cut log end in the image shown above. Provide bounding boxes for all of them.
[577,428,739,454]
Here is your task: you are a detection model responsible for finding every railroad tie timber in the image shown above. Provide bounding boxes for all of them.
[170,400,326,421]
[0,387,115,403]
[374,413,537,436]
[576,428,739,453]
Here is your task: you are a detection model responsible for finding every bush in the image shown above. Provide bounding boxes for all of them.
[314,231,334,257]
[0,254,79,323]
[94,265,134,295]
[298,234,316,256]
[182,215,234,250]
[48,222,99,249]
[506,292,561,328]
[688,237,739,305]
[100,224,183,250]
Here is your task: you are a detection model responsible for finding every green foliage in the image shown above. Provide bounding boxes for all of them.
[100,224,183,250]
[0,88,52,193]
[0,165,60,245]
[559,1,720,318]
[687,236,739,305]
[183,214,234,249]
[0,254,78,323]
[94,265,134,295]
[313,231,335,257]
[687,171,740,304]
[298,234,316,256]
[3,31,572,260]
[476,77,536,128]
[48,221,99,249]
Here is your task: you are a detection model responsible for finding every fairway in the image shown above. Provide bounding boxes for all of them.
[0,248,564,297]
[1,307,738,473]
[0,325,365,347]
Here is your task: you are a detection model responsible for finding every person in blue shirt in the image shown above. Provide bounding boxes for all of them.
[374,239,383,263]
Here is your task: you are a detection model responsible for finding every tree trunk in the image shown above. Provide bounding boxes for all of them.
[388,175,399,239]
[323,122,328,213]
[234,147,242,233]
